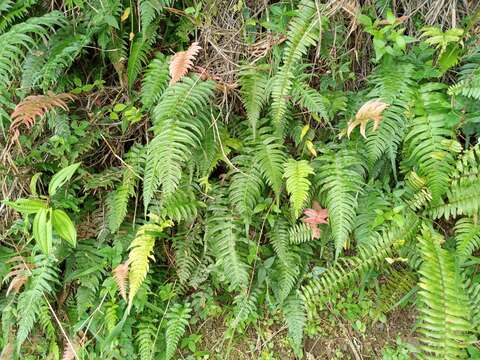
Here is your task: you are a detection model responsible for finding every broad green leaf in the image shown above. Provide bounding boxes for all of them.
[52,209,77,247]
[48,163,81,196]
[4,198,47,214]
[33,208,53,254]
[29,173,42,196]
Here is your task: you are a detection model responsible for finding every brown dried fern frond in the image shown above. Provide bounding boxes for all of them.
[169,42,201,85]
[113,261,129,301]
[62,334,84,360]
[4,256,34,296]
[9,92,75,140]
[347,99,389,138]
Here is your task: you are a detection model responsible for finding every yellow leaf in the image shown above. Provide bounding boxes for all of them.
[306,140,317,157]
[300,124,309,140]
[121,7,131,22]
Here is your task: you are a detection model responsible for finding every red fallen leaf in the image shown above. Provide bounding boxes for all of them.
[303,201,328,239]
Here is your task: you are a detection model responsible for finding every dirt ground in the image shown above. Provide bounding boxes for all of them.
[186,306,417,359]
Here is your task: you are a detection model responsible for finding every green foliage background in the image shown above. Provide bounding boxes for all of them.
[1,0,480,359]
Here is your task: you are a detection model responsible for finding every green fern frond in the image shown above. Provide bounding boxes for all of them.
[165,303,191,360]
[207,195,250,289]
[143,76,215,208]
[455,217,480,262]
[289,222,313,244]
[284,159,314,218]
[451,145,480,188]
[140,0,172,30]
[291,79,329,120]
[429,180,480,219]
[239,65,269,137]
[404,90,457,203]
[314,149,365,257]
[448,48,480,99]
[107,144,144,233]
[37,31,90,90]
[229,154,264,224]
[136,317,156,360]
[16,255,59,348]
[270,217,293,265]
[0,0,38,33]
[417,225,473,359]
[0,11,65,84]
[254,127,287,197]
[158,188,203,222]
[128,221,172,306]
[282,293,306,352]
[270,0,320,135]
[301,214,419,316]
[354,186,390,247]
[172,227,202,284]
[141,53,170,109]
[365,62,415,165]
[127,23,159,90]
[37,302,55,340]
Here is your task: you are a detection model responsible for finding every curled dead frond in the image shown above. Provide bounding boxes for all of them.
[9,92,75,140]
[347,99,389,138]
[169,42,201,85]
[113,261,128,301]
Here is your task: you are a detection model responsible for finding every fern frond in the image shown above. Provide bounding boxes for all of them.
[254,127,286,197]
[158,188,203,222]
[270,0,320,135]
[169,42,201,85]
[429,180,480,219]
[143,76,215,208]
[16,255,59,348]
[0,0,40,33]
[140,0,172,30]
[284,159,314,218]
[354,187,390,247]
[314,149,364,257]
[128,221,172,306]
[127,24,159,90]
[112,262,128,301]
[289,222,313,244]
[238,65,269,137]
[207,195,250,289]
[0,11,64,84]
[270,218,293,265]
[417,225,473,359]
[107,144,144,233]
[136,317,156,360]
[404,90,457,203]
[365,62,415,165]
[282,293,306,351]
[10,92,74,139]
[229,162,264,225]
[301,214,419,316]
[455,217,480,262]
[38,31,90,90]
[172,227,201,284]
[141,53,170,109]
[448,48,480,99]
[291,79,329,120]
[165,303,191,360]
